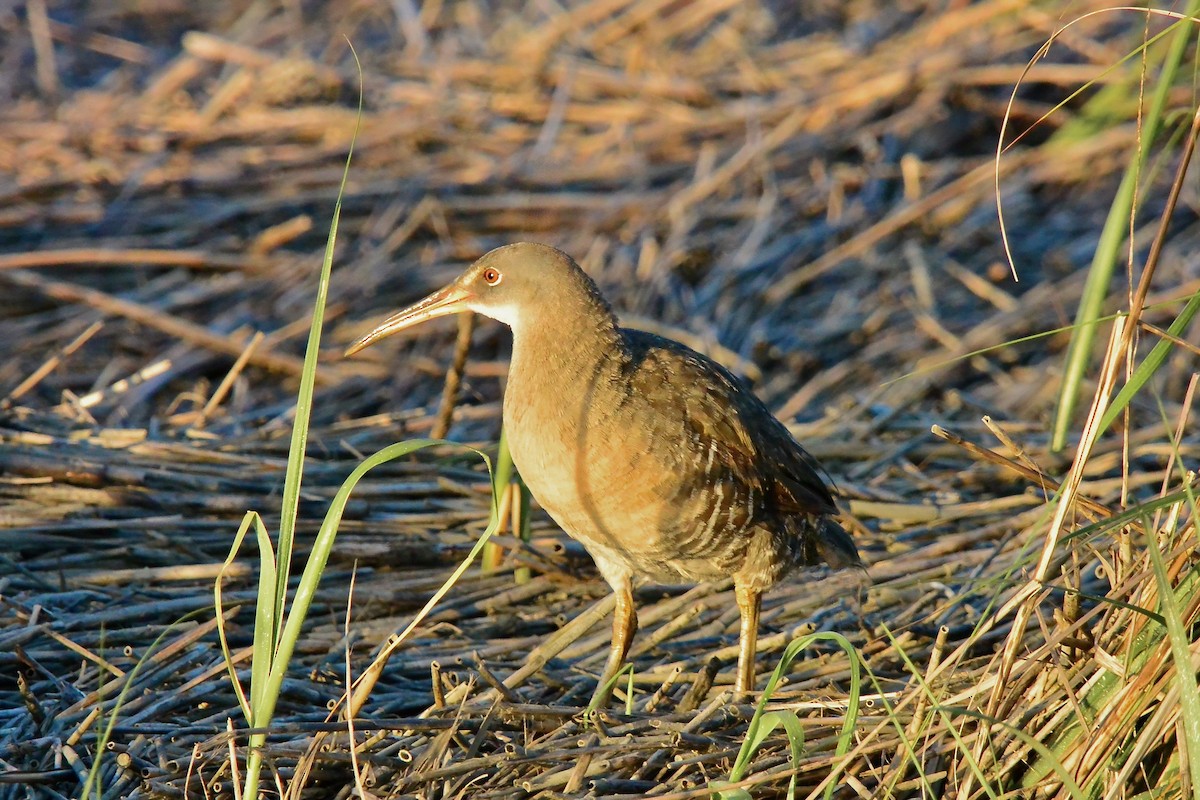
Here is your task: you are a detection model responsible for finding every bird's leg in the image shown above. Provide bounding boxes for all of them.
[734,583,762,698]
[593,579,638,706]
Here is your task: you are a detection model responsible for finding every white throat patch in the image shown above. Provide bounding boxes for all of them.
[469,298,522,329]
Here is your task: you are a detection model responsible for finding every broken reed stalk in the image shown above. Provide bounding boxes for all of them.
[432,311,476,440]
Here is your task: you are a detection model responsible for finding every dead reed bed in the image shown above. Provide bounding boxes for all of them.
[1,0,1198,797]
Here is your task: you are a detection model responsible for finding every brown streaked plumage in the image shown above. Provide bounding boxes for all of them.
[346,242,862,699]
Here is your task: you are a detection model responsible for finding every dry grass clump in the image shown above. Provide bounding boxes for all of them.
[1,1,1198,798]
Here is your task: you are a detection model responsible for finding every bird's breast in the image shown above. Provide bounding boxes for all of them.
[502,350,678,572]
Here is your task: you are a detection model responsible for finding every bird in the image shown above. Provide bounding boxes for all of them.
[345,242,862,698]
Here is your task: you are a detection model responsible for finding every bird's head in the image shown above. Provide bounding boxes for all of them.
[345,242,611,356]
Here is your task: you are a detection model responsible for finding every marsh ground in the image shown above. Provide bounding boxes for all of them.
[1,2,1198,798]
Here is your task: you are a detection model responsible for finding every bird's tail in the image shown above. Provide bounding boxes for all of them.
[815,517,863,570]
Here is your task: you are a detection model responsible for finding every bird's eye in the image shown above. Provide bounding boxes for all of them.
[482,267,502,286]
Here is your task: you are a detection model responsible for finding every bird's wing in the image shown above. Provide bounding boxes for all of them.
[620,331,837,523]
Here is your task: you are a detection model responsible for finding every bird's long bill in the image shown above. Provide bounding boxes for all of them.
[344,283,473,356]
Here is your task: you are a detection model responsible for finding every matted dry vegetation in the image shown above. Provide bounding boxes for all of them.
[1,1,1198,798]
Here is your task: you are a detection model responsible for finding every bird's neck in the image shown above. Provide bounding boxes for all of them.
[507,297,623,401]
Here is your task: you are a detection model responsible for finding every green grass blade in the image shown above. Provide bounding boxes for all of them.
[722,631,861,800]
[1051,6,1199,451]
[242,46,363,800]
[1051,165,1138,452]
[1030,502,1198,791]
[946,706,1087,800]
[271,44,364,635]
[249,513,277,714]
[252,440,487,750]
[714,710,785,800]
[728,653,795,783]
[324,442,507,727]
[514,478,532,585]
[80,611,207,800]
[819,636,861,800]
[876,622,992,800]
[1062,484,1189,550]
[495,425,514,490]
[774,711,805,800]
[1145,504,1200,795]
[482,427,517,576]
[1097,287,1200,435]
[214,511,269,723]
[584,663,635,716]
[883,297,1183,392]
[493,426,534,584]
